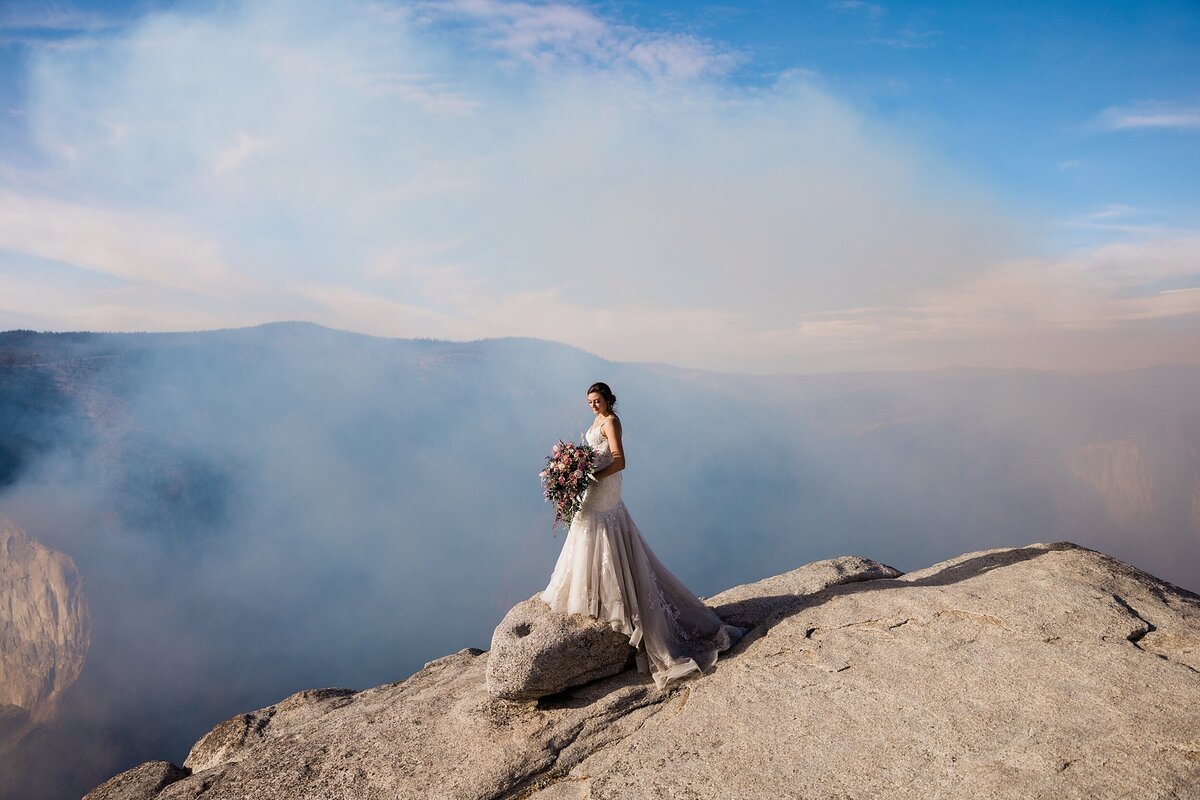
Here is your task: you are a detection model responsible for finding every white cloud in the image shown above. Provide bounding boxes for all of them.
[830,1,885,14]
[422,0,737,78]
[870,27,941,49]
[0,192,257,295]
[1087,204,1139,220]
[760,235,1200,370]
[1,0,1192,373]
[1094,102,1200,132]
[215,133,272,174]
[227,234,1200,371]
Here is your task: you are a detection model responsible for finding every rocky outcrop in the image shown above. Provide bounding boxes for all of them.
[0,514,91,725]
[85,762,190,800]
[182,688,358,774]
[486,596,636,701]
[700,554,903,627]
[85,543,1200,799]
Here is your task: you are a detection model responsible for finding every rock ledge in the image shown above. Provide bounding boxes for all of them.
[85,543,1200,800]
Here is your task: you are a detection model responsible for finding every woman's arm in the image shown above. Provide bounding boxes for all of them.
[594,417,625,479]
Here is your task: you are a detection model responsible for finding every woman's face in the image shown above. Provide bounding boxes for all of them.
[587,391,608,415]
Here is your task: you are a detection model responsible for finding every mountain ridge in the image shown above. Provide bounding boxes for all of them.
[5,324,1199,379]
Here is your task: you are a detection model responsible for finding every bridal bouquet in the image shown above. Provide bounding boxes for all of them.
[540,438,597,534]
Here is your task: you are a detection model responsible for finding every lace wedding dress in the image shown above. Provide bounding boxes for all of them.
[540,422,749,690]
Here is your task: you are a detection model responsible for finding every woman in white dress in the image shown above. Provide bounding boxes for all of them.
[540,382,749,690]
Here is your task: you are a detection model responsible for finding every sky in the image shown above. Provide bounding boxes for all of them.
[0,0,1197,373]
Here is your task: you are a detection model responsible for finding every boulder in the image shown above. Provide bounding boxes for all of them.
[83,760,189,800]
[184,687,357,773]
[486,595,635,700]
[154,764,231,800]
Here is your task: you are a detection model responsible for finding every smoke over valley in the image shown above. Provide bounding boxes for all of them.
[1,322,1197,799]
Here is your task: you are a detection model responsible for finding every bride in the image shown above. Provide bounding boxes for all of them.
[540,382,749,690]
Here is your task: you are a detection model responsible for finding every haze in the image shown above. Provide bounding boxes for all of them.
[1,325,1197,798]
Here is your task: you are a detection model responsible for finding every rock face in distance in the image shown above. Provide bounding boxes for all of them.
[84,543,1200,800]
[0,514,91,724]
[486,595,635,701]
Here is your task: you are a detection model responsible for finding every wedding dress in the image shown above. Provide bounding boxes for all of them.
[540,422,749,690]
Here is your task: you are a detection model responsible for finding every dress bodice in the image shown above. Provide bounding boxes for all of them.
[585,423,608,454]
[582,421,621,513]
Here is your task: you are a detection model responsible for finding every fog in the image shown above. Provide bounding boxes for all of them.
[1,323,1197,798]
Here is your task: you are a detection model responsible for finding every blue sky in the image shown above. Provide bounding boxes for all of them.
[0,0,1197,372]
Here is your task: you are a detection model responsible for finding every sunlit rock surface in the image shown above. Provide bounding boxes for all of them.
[485,596,636,701]
[0,514,91,725]
[85,541,1200,799]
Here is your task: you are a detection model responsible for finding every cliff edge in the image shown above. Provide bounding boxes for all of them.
[0,514,91,727]
[86,542,1200,799]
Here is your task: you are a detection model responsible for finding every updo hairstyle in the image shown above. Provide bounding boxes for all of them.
[587,382,617,414]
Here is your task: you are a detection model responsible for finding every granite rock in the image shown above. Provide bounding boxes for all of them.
[702,554,902,629]
[85,543,1200,800]
[486,595,636,701]
[183,687,358,772]
[83,760,189,800]
[0,514,91,725]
